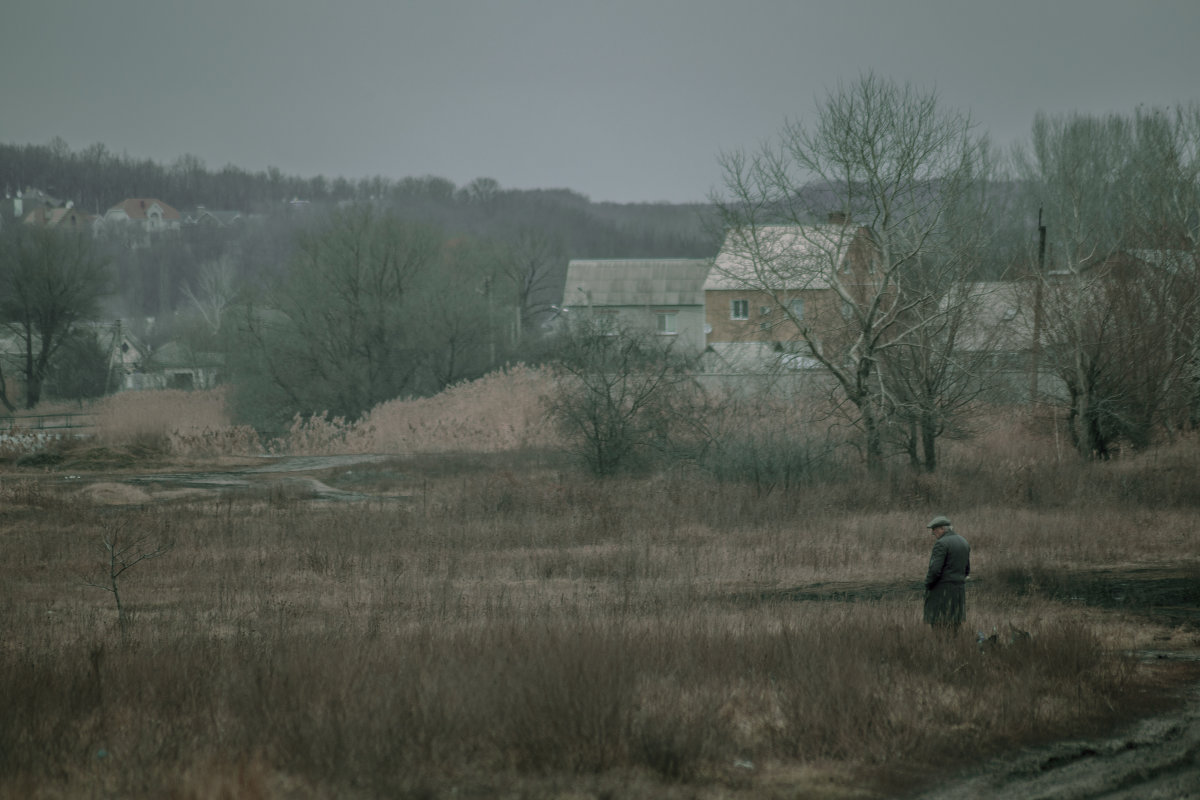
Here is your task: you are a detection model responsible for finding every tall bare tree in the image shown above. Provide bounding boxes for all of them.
[1017,107,1200,456]
[231,207,443,428]
[712,72,992,471]
[0,225,110,408]
[498,227,566,343]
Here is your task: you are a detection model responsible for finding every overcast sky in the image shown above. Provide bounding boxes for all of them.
[3,0,1198,203]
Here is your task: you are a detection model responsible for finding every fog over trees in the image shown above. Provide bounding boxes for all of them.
[1,138,720,428]
[2,87,1198,466]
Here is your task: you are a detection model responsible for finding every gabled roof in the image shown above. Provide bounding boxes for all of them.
[106,198,181,220]
[563,259,711,307]
[706,224,862,291]
[182,207,244,226]
[22,206,94,229]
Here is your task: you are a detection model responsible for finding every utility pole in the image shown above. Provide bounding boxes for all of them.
[104,319,122,395]
[1030,208,1046,406]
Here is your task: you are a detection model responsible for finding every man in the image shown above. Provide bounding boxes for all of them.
[923,515,970,631]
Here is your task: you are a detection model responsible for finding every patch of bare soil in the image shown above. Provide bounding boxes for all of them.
[748,569,1200,799]
[999,565,1200,629]
[902,566,1200,799]
[907,671,1200,800]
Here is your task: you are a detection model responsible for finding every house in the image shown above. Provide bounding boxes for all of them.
[100,198,182,233]
[2,188,61,229]
[22,202,94,232]
[560,259,712,355]
[0,321,149,403]
[137,341,223,391]
[944,280,1060,403]
[703,223,877,372]
[97,322,152,392]
[181,206,245,228]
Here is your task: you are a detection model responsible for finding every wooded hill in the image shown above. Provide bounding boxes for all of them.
[0,139,720,260]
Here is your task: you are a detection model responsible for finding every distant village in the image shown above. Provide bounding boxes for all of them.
[1,189,240,396]
[5,159,1194,457]
[0,180,1140,411]
[0,184,1052,402]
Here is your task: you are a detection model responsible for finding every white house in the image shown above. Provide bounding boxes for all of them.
[560,259,712,356]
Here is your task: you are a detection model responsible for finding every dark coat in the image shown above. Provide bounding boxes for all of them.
[923,531,970,627]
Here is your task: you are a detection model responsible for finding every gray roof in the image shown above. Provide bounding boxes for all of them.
[706,225,858,291]
[563,259,711,307]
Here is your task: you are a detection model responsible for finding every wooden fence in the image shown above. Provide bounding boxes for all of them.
[0,413,97,434]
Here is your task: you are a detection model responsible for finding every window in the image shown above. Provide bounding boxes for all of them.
[789,298,805,320]
[656,312,677,335]
[731,299,749,320]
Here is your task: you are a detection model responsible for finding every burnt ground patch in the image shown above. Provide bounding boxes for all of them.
[736,579,923,606]
[735,565,1200,634]
[996,565,1200,629]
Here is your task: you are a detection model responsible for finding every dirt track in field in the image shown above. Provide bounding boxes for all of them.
[906,671,1200,800]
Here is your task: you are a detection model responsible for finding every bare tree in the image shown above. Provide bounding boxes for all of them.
[712,72,992,471]
[0,225,110,408]
[498,227,566,342]
[231,207,442,427]
[880,277,1005,470]
[546,314,697,476]
[417,236,512,390]
[1017,107,1200,456]
[83,521,173,640]
[182,255,238,336]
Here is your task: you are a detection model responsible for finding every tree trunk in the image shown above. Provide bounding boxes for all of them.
[921,418,938,472]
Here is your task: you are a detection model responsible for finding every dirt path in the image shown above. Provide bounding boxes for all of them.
[751,573,1200,799]
[908,666,1200,799]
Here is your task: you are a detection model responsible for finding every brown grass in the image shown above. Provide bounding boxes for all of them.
[3,434,1199,798]
[3,378,1200,797]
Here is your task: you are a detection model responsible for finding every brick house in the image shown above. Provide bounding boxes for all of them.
[703,223,878,371]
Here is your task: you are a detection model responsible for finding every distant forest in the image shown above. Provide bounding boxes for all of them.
[0,138,720,260]
[0,138,728,351]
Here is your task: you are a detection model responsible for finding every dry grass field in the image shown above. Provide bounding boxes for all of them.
[2,376,1199,799]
